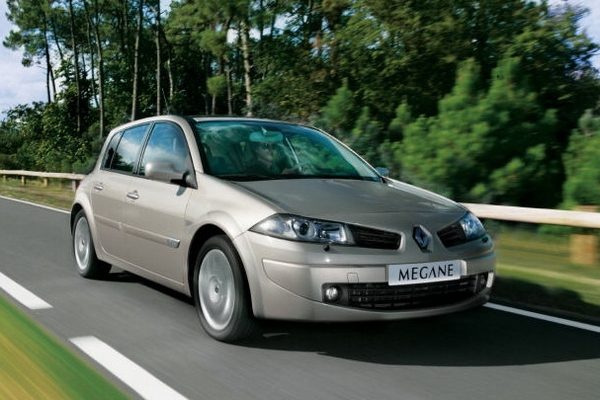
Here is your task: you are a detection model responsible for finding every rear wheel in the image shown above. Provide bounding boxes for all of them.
[72,210,111,279]
[193,235,255,342]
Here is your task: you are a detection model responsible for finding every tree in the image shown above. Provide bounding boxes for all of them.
[563,110,600,207]
[4,0,58,103]
[347,106,380,165]
[399,57,562,207]
[314,79,355,136]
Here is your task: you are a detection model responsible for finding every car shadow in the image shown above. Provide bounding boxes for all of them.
[102,269,600,367]
[104,269,194,305]
[239,306,600,367]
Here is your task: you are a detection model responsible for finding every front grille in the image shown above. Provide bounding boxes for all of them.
[349,225,401,250]
[437,222,466,247]
[325,273,488,311]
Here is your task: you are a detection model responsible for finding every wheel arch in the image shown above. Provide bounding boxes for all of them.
[70,203,84,232]
[187,225,253,311]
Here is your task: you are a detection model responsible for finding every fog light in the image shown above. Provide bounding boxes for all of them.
[475,273,488,293]
[324,286,342,302]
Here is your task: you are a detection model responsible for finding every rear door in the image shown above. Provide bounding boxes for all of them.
[90,124,149,261]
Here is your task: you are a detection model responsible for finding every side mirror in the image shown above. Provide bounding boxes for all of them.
[145,162,186,184]
[375,167,390,178]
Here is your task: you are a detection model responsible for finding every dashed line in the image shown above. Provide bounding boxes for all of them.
[70,336,188,400]
[485,303,600,334]
[0,272,52,309]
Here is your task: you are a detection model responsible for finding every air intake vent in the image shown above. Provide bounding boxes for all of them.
[437,222,466,247]
[348,225,401,250]
[323,273,488,310]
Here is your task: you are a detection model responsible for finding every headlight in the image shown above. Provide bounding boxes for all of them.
[250,214,354,245]
[459,212,486,241]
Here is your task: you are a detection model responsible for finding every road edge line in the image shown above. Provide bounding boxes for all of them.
[0,194,69,214]
[485,302,600,334]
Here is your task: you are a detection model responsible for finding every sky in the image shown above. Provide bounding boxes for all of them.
[1,0,600,116]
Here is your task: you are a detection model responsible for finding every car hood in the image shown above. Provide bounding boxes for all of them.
[234,178,466,229]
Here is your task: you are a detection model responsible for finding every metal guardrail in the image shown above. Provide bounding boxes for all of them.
[1,169,599,230]
[462,203,600,229]
[0,170,86,191]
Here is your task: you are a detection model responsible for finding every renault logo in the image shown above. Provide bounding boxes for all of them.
[413,226,431,250]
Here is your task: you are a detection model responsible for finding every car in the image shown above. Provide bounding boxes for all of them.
[71,115,496,342]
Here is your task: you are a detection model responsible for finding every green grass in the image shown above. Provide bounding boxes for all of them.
[0,297,129,400]
[491,228,600,323]
[0,177,74,210]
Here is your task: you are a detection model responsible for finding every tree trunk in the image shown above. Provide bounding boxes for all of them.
[68,0,82,135]
[85,0,106,137]
[154,1,162,115]
[240,20,253,117]
[131,0,144,121]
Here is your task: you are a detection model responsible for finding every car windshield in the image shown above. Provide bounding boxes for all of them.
[192,120,382,182]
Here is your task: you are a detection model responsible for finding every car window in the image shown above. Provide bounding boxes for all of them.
[139,122,191,178]
[193,120,380,181]
[101,131,123,169]
[110,124,149,173]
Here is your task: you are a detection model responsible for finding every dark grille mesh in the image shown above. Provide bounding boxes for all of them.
[325,273,488,311]
[437,222,466,247]
[349,225,401,250]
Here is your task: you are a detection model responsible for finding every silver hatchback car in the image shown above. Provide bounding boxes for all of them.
[71,115,495,342]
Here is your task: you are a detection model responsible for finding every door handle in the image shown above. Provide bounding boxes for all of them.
[94,183,104,191]
[126,190,140,200]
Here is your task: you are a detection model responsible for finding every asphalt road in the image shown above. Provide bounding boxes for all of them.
[1,196,599,400]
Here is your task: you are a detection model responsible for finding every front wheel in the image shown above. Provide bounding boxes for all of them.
[193,235,256,342]
[72,210,111,279]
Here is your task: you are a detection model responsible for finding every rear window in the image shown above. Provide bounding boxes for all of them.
[103,124,149,173]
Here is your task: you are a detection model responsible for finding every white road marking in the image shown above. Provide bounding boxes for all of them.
[70,336,188,400]
[0,272,52,309]
[0,194,69,214]
[485,303,600,334]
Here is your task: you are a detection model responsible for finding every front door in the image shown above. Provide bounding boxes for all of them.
[122,122,195,283]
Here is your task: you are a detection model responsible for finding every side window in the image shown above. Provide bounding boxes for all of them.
[111,124,149,173]
[139,122,191,177]
[101,131,123,170]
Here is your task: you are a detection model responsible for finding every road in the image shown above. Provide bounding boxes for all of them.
[1,196,599,400]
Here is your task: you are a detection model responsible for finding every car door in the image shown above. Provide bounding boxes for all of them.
[90,124,149,261]
[122,122,194,283]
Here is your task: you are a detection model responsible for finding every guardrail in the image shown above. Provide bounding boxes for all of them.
[1,169,598,228]
[462,203,600,229]
[1,169,598,264]
[0,170,86,191]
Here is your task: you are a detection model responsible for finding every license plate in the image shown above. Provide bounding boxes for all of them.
[388,260,462,286]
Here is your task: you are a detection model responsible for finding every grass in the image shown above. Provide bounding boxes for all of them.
[1,178,130,399]
[490,226,600,324]
[0,177,74,210]
[0,297,129,400]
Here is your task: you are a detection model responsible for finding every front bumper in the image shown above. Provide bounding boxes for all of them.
[235,232,496,322]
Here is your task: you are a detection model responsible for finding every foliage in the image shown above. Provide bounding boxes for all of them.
[399,57,563,207]
[1,0,600,207]
[562,110,600,207]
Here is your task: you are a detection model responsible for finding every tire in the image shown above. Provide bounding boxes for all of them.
[72,210,111,279]
[193,235,256,342]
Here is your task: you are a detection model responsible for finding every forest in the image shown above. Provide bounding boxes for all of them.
[1,0,600,209]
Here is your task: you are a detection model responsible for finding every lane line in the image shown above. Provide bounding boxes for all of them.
[70,336,188,400]
[0,272,52,310]
[0,194,69,214]
[485,303,600,334]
